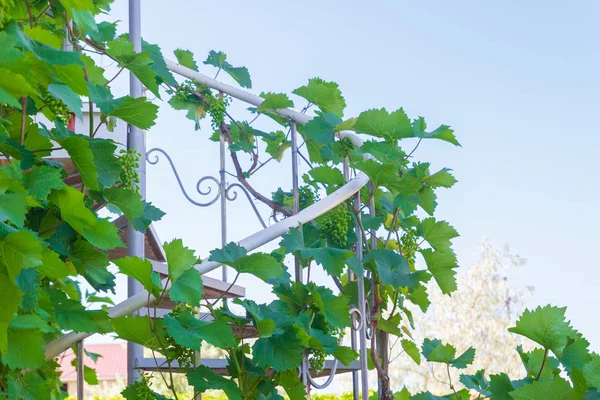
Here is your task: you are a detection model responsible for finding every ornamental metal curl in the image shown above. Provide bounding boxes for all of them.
[225,183,267,229]
[306,356,339,390]
[146,148,221,207]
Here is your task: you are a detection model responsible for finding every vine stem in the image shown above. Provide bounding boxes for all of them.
[535,349,548,381]
[446,363,459,400]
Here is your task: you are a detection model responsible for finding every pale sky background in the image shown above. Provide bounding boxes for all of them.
[96,0,600,361]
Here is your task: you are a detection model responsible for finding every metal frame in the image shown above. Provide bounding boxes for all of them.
[48,25,381,397]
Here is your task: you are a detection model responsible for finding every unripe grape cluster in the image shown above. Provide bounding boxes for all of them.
[208,96,230,130]
[317,205,353,248]
[163,304,196,369]
[337,137,355,158]
[298,185,319,210]
[41,87,71,124]
[401,229,419,270]
[308,349,326,373]
[119,149,141,193]
[134,374,156,399]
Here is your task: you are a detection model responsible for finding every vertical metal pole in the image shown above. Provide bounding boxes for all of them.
[344,158,359,400]
[127,0,145,386]
[355,183,369,400]
[220,127,228,283]
[76,340,84,400]
[291,122,301,282]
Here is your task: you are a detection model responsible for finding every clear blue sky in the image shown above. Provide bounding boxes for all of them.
[104,1,600,349]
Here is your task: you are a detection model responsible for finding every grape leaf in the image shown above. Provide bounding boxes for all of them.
[583,354,600,389]
[0,230,42,282]
[253,329,303,371]
[103,187,144,221]
[0,193,28,228]
[508,305,577,357]
[258,92,294,113]
[0,267,23,352]
[459,369,491,397]
[203,50,252,88]
[425,168,457,188]
[402,340,421,365]
[418,218,459,251]
[57,135,98,190]
[209,243,284,282]
[333,346,358,366]
[187,365,243,400]
[112,316,166,350]
[109,96,158,130]
[293,78,346,117]
[354,108,413,141]
[1,327,44,370]
[364,249,425,289]
[163,238,197,283]
[420,248,458,294]
[48,83,83,120]
[164,310,236,350]
[174,49,198,71]
[509,378,577,400]
[309,165,345,186]
[113,256,156,296]
[422,338,475,369]
[300,247,353,277]
[413,119,460,146]
[22,166,66,201]
[168,268,203,306]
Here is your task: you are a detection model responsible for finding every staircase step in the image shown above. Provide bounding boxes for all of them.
[138,358,360,377]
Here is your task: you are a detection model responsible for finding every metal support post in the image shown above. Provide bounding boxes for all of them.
[355,187,369,400]
[76,340,84,400]
[291,122,302,283]
[126,0,146,385]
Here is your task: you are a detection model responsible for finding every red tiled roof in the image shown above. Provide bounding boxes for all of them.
[59,342,127,382]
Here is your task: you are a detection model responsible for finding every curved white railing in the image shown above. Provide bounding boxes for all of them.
[45,60,372,360]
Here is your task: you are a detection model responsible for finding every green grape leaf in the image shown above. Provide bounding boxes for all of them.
[258,92,294,112]
[418,186,437,216]
[460,370,491,397]
[321,289,351,329]
[88,138,121,187]
[402,339,421,365]
[113,256,156,296]
[298,112,340,146]
[293,78,346,117]
[165,310,236,350]
[418,218,459,251]
[15,268,40,312]
[253,329,304,371]
[173,48,198,71]
[109,96,158,130]
[452,347,476,369]
[1,327,44,370]
[6,370,49,400]
[422,338,456,364]
[48,83,83,120]
[364,249,424,289]
[332,346,358,366]
[378,313,402,336]
[421,248,459,294]
[71,239,115,292]
[583,354,600,389]
[51,290,101,333]
[0,230,42,282]
[354,159,400,189]
[38,248,72,280]
[300,247,353,277]
[262,130,290,161]
[57,135,98,190]
[425,168,457,188]
[82,218,125,250]
[163,238,197,283]
[132,200,165,232]
[561,337,592,372]
[276,369,306,400]
[168,268,204,307]
[508,305,577,357]
[354,108,413,141]
[413,119,460,146]
[359,140,406,165]
[489,373,519,400]
[309,165,345,186]
[210,243,284,282]
[407,284,431,312]
[0,193,28,228]
[509,378,577,400]
[143,40,177,86]
[203,50,251,88]
[517,346,560,379]
[112,316,166,350]
[22,166,66,201]
[103,187,144,221]
[0,268,23,352]
[187,365,243,400]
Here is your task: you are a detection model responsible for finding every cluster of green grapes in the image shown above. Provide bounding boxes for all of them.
[40,88,71,124]
[133,374,157,399]
[164,304,197,369]
[119,149,141,193]
[299,185,319,210]
[208,95,230,129]
[317,205,353,248]
[401,229,419,270]
[308,349,326,373]
[173,80,196,102]
[336,137,355,158]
